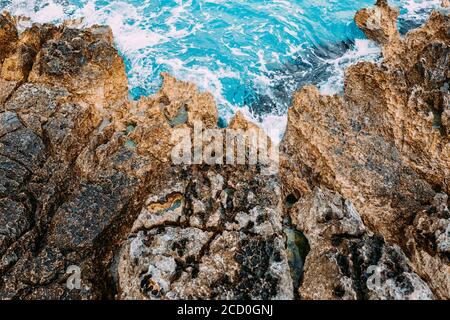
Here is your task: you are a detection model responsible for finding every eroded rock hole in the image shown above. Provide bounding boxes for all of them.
[285,193,299,209]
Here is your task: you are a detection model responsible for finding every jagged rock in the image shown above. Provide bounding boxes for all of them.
[0,12,17,65]
[281,1,450,299]
[291,188,433,300]
[355,0,401,45]
[0,0,449,300]
[405,193,450,299]
[1,24,58,81]
[0,13,291,300]
[351,10,450,189]
[0,18,134,299]
[155,72,218,129]
[28,25,129,121]
[0,78,17,104]
[117,115,292,300]
[282,84,436,242]
[356,0,449,68]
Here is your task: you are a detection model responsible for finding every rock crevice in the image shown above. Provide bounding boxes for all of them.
[0,0,449,300]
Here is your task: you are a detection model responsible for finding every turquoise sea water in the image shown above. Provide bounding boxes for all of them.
[0,0,443,138]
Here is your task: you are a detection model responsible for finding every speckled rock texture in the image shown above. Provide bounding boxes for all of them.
[0,0,449,300]
[282,0,449,299]
[291,188,434,300]
[0,11,291,300]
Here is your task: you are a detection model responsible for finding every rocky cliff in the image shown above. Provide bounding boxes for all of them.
[0,0,448,300]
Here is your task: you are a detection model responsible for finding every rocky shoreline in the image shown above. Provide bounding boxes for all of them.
[0,0,448,300]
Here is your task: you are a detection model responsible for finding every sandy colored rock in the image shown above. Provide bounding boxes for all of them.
[404,193,450,299]
[156,72,218,129]
[0,78,18,104]
[28,25,129,121]
[281,0,449,299]
[0,12,18,64]
[1,24,58,81]
[0,1,449,300]
[282,84,436,243]
[0,14,291,300]
[355,0,401,45]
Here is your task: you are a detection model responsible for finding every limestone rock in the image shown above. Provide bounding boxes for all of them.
[0,12,18,65]
[28,25,129,120]
[1,24,58,81]
[0,0,449,300]
[0,16,134,300]
[405,193,450,299]
[291,188,433,300]
[355,0,401,46]
[118,145,292,300]
[0,78,18,104]
[0,14,291,299]
[281,0,450,299]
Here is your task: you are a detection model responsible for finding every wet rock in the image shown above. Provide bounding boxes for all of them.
[0,15,135,300]
[0,14,290,299]
[283,227,309,291]
[28,25,129,120]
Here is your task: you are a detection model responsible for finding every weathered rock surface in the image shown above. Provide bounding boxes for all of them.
[0,11,291,300]
[292,188,433,300]
[0,13,17,65]
[282,1,449,299]
[0,0,449,300]
[118,164,292,300]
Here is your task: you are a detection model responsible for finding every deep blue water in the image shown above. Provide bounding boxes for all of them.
[0,0,443,138]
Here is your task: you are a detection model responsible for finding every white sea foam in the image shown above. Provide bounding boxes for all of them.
[319,39,381,95]
[156,57,240,111]
[0,0,440,143]
[239,107,287,145]
[396,0,444,22]
[4,0,62,23]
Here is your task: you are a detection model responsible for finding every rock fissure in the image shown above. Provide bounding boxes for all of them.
[0,1,449,300]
